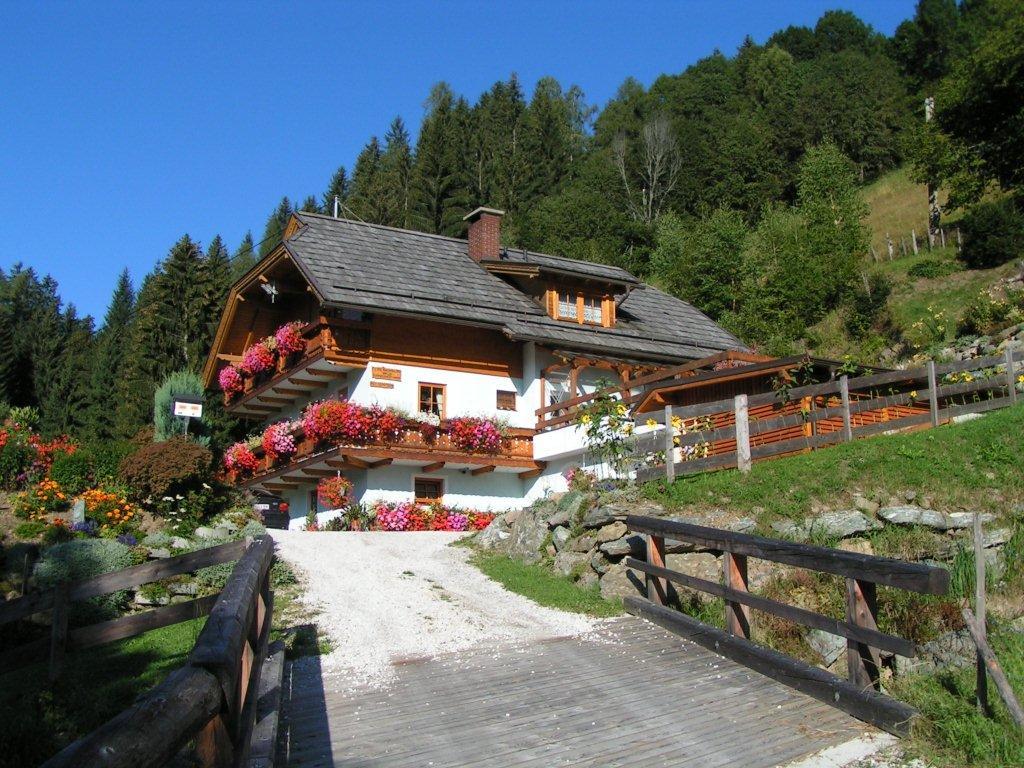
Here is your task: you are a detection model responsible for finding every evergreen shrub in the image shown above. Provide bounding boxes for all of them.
[959,198,1024,269]
[49,450,93,495]
[35,539,134,621]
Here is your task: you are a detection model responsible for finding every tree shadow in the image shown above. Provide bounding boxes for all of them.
[276,623,333,766]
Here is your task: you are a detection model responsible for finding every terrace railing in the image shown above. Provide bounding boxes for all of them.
[623,515,950,736]
[37,535,276,768]
[635,347,1022,482]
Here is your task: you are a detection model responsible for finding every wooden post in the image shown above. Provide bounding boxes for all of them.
[911,229,919,255]
[734,394,751,473]
[663,404,675,483]
[940,228,946,248]
[723,552,750,639]
[886,233,894,260]
[196,715,233,768]
[926,360,940,427]
[21,545,38,596]
[49,583,69,681]
[962,607,1024,729]
[974,511,990,715]
[839,376,853,442]
[1006,346,1017,405]
[646,535,667,606]
[845,578,881,691]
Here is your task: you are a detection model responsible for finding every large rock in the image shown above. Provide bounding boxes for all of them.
[476,515,511,550]
[590,551,611,575]
[568,533,598,553]
[879,506,995,531]
[895,629,975,675]
[853,495,879,515]
[581,507,617,529]
[193,526,219,540]
[599,499,666,519]
[596,521,627,543]
[546,491,588,528]
[664,552,720,582]
[945,512,996,530]
[551,526,571,551]
[806,629,846,666]
[554,551,589,577]
[599,535,645,558]
[727,518,757,533]
[505,509,549,563]
[772,510,880,541]
[577,571,599,590]
[599,562,644,601]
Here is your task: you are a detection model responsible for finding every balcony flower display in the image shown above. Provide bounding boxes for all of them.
[224,442,260,475]
[262,421,297,462]
[368,501,495,532]
[240,339,276,375]
[275,321,307,356]
[416,411,441,441]
[303,398,374,444]
[369,406,405,442]
[448,416,503,453]
[218,364,244,397]
[317,475,353,510]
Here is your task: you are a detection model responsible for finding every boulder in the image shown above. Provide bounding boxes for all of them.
[171,537,191,549]
[213,527,233,539]
[581,507,617,529]
[599,499,666,519]
[770,511,878,541]
[982,528,1012,548]
[599,535,645,558]
[476,516,511,550]
[147,548,171,560]
[806,629,846,666]
[218,519,239,533]
[596,521,627,543]
[504,509,524,525]
[170,581,197,596]
[554,551,589,577]
[664,552,720,582]
[852,495,879,515]
[599,562,644,601]
[945,512,996,530]
[568,534,598,553]
[727,518,757,534]
[895,629,975,675]
[545,509,572,528]
[552,491,588,526]
[577,571,599,591]
[193,526,219,540]
[878,506,950,529]
[838,538,874,556]
[551,526,572,551]
[504,509,548,563]
[590,551,611,575]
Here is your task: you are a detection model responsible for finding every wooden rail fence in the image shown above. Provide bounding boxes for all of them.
[636,347,1022,481]
[33,535,276,768]
[622,515,950,736]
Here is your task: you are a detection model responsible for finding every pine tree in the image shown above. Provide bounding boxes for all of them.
[380,117,414,228]
[321,166,349,215]
[347,137,387,223]
[521,78,591,208]
[471,76,528,214]
[85,269,135,441]
[410,83,473,236]
[206,235,232,298]
[258,197,292,258]
[39,307,94,437]
[299,195,320,213]
[231,232,256,281]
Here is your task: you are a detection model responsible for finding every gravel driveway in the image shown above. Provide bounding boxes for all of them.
[273,530,596,689]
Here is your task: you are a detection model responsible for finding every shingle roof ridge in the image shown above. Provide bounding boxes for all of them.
[295,211,471,247]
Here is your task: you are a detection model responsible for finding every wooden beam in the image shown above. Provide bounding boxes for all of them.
[962,606,1024,729]
[245,404,278,413]
[305,367,346,378]
[288,377,328,389]
[470,465,496,476]
[340,455,370,469]
[625,597,919,737]
[263,482,297,492]
[518,466,544,480]
[421,461,445,473]
[300,468,336,477]
[368,458,393,469]
[272,386,305,396]
[256,395,291,405]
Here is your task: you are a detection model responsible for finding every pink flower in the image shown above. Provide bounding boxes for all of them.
[262,422,296,462]
[241,341,276,375]
[275,321,307,356]
[449,417,503,453]
[218,365,244,396]
[223,442,259,474]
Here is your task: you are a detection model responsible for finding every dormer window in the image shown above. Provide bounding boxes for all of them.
[547,288,614,327]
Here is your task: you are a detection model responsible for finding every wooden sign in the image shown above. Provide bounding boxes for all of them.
[372,366,401,381]
[370,381,394,389]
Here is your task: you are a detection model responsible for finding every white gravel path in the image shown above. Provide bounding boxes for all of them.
[273,530,596,691]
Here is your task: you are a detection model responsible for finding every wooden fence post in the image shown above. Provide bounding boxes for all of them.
[723,552,750,639]
[734,394,751,473]
[49,583,69,681]
[646,535,667,606]
[974,511,990,715]
[927,360,940,427]
[845,578,881,691]
[911,229,919,255]
[663,404,675,483]
[1006,347,1017,405]
[839,376,853,442]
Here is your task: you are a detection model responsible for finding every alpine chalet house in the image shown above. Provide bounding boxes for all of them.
[203,207,744,527]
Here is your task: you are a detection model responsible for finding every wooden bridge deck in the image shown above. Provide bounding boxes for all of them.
[279,616,870,767]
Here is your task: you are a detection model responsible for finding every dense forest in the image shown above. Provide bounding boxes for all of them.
[1,0,1021,446]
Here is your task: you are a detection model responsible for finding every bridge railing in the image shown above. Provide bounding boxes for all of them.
[41,535,276,768]
[622,515,950,737]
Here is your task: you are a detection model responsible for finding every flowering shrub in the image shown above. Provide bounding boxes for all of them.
[83,488,140,534]
[241,341,276,375]
[375,501,414,531]
[563,466,596,492]
[218,365,244,397]
[369,406,405,442]
[303,398,374,443]
[317,475,353,509]
[262,422,297,462]
[448,417,503,453]
[368,501,495,532]
[13,478,69,520]
[469,511,496,530]
[224,442,260,474]
[0,411,77,489]
[275,321,307,356]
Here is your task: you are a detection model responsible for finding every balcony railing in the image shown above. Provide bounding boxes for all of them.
[226,423,541,491]
[225,321,371,417]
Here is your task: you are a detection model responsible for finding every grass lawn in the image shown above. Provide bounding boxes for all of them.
[0,617,204,768]
[645,402,1024,524]
[891,627,1024,768]
[470,550,622,618]
[864,166,951,257]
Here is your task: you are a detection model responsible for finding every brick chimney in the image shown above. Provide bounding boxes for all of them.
[464,207,505,262]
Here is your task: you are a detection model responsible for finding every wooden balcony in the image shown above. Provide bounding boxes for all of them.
[228,424,543,494]
[224,321,371,418]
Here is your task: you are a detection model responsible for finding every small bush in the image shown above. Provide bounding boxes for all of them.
[35,539,134,622]
[49,450,93,495]
[959,198,1024,269]
[908,258,960,279]
[957,288,1024,336]
[845,272,892,338]
[14,520,46,539]
[118,436,212,500]
[89,441,136,485]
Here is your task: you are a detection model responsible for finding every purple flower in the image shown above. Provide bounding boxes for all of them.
[72,520,99,536]
[116,533,138,546]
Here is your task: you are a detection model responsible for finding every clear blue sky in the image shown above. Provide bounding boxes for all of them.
[1,1,916,323]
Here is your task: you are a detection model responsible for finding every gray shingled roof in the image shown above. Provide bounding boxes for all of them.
[287,212,745,361]
[479,248,640,285]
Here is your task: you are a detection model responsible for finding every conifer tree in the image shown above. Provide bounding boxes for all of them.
[321,166,349,215]
[231,232,256,281]
[299,195,320,213]
[258,197,292,258]
[85,269,135,441]
[39,307,94,437]
[410,83,473,236]
[380,117,414,228]
[521,78,591,208]
[347,137,387,223]
[471,76,528,214]
[205,235,232,299]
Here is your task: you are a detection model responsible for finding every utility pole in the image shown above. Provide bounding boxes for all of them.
[925,96,941,237]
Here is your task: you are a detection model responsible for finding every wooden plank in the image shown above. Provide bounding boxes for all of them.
[724,552,750,638]
[974,510,989,715]
[470,465,496,476]
[625,558,915,657]
[1007,346,1018,406]
[41,666,225,768]
[49,583,69,681]
[663,404,675,482]
[70,595,219,651]
[645,535,667,605]
[0,584,56,626]
[846,578,881,691]
[962,606,1024,729]
[839,376,853,441]
[249,641,286,768]
[625,597,918,737]
[734,394,751,473]
[927,361,940,426]
[625,515,949,594]
[940,395,1014,420]
[934,352,1013,376]
[422,461,445,472]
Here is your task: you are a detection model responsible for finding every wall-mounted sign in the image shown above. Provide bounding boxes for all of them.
[370,381,394,389]
[372,366,401,381]
[172,397,204,419]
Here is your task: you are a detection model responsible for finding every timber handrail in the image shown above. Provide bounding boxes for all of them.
[622,514,950,736]
[41,535,276,768]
